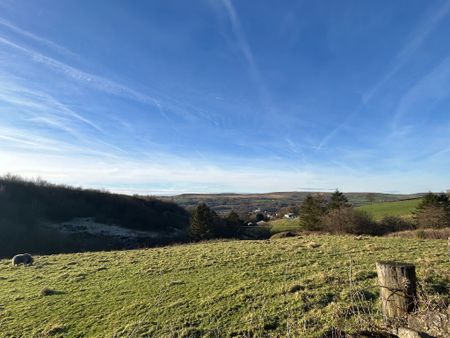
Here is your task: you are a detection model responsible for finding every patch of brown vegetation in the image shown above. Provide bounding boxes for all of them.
[388,228,450,240]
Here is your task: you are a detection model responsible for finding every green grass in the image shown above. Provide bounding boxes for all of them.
[356,198,421,220]
[268,218,303,234]
[1,235,448,337]
[268,198,423,234]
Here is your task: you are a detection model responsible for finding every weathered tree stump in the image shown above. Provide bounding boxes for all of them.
[376,261,417,322]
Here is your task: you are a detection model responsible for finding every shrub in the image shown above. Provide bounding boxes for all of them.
[413,192,450,229]
[320,207,377,235]
[299,194,326,231]
[414,205,450,229]
[222,211,242,238]
[327,189,350,210]
[417,192,450,207]
[388,227,450,239]
[188,203,216,241]
[416,230,426,239]
[255,213,265,222]
[378,216,415,234]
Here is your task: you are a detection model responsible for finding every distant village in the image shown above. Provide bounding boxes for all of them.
[245,208,297,227]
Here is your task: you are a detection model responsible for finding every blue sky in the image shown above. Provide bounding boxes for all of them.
[0,0,450,194]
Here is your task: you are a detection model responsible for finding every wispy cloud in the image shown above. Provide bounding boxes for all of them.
[0,125,86,153]
[219,0,274,113]
[0,123,126,159]
[0,17,76,58]
[386,56,450,166]
[391,55,450,128]
[0,79,103,133]
[0,36,207,124]
[317,1,450,149]
[0,75,136,157]
[0,34,216,165]
[0,144,445,194]
[0,2,448,194]
[0,36,160,106]
[220,0,258,77]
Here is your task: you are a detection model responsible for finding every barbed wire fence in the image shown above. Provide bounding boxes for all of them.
[119,239,448,337]
[120,258,390,337]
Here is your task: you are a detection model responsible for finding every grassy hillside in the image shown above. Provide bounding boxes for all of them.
[162,192,424,215]
[356,198,421,220]
[268,218,303,234]
[267,199,423,234]
[0,176,190,257]
[1,235,447,337]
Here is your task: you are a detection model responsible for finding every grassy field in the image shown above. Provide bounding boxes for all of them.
[0,235,448,337]
[267,218,303,234]
[356,198,421,220]
[267,198,423,234]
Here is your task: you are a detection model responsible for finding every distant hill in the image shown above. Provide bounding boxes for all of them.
[161,191,425,215]
[0,176,190,257]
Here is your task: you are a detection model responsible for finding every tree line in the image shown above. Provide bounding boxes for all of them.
[188,204,243,240]
[297,190,450,235]
[188,190,450,240]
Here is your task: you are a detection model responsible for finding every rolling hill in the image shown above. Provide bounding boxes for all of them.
[0,176,190,257]
[0,235,447,337]
[267,199,423,235]
[162,192,424,215]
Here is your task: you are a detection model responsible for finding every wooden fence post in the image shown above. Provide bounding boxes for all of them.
[376,261,417,322]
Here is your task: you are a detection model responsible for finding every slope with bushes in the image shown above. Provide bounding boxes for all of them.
[0,175,190,257]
